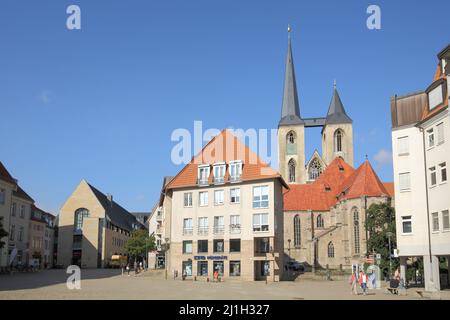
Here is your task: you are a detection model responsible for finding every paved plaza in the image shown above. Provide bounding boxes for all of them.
[0,269,449,300]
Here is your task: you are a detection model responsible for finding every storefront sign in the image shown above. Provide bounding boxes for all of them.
[194,255,228,260]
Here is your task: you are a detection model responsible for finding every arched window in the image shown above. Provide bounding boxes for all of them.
[334,129,343,152]
[317,214,324,228]
[353,207,360,254]
[308,158,323,181]
[293,215,301,247]
[328,242,335,258]
[287,131,296,144]
[288,159,296,183]
[74,208,90,232]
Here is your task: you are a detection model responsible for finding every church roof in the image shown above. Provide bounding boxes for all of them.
[279,37,304,126]
[165,129,288,190]
[325,87,352,125]
[284,157,392,212]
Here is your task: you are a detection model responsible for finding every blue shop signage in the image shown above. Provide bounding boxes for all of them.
[194,255,228,260]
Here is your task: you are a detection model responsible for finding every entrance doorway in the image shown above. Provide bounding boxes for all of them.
[72,250,81,267]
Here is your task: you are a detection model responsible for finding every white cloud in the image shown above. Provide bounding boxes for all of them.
[374,149,392,167]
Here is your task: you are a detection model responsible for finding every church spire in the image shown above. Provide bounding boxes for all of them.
[325,83,352,125]
[279,25,304,126]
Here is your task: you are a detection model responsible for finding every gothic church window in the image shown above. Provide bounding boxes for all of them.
[353,207,360,254]
[286,131,297,155]
[317,214,324,228]
[288,159,296,183]
[287,131,296,144]
[293,215,301,247]
[328,242,335,258]
[308,158,323,181]
[334,129,343,153]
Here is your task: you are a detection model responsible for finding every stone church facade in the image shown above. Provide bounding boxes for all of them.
[277,32,394,272]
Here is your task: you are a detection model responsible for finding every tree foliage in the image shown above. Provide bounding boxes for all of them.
[0,218,8,249]
[125,229,155,259]
[365,203,399,276]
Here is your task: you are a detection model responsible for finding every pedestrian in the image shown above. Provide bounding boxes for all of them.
[349,272,359,295]
[134,263,139,276]
[360,271,368,295]
[126,263,130,276]
[139,261,143,272]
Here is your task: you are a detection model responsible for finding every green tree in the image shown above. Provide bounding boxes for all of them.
[0,218,8,249]
[365,203,399,278]
[125,229,156,264]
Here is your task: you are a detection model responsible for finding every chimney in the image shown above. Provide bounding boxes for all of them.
[107,193,113,206]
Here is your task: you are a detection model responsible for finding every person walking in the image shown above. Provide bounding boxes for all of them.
[126,263,130,276]
[360,271,368,295]
[349,272,359,295]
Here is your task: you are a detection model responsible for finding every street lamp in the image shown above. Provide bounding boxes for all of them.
[386,231,393,278]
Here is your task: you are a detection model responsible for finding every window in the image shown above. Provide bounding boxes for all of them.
[197,240,208,253]
[0,188,5,205]
[288,159,296,183]
[20,205,25,218]
[440,162,447,183]
[334,130,343,152]
[397,136,409,155]
[214,216,224,234]
[286,131,297,155]
[253,213,269,232]
[198,165,210,185]
[214,190,224,205]
[308,158,323,181]
[230,215,241,233]
[213,164,226,184]
[230,239,240,252]
[442,210,449,231]
[199,191,208,206]
[230,188,240,203]
[328,242,335,258]
[230,261,241,276]
[432,212,439,232]
[287,131,295,144]
[198,217,208,235]
[429,166,437,186]
[427,128,435,148]
[229,161,242,182]
[18,226,24,242]
[428,83,444,110]
[353,208,360,254]
[9,224,15,241]
[293,215,301,247]
[437,122,445,144]
[182,240,192,254]
[182,260,192,276]
[213,239,224,253]
[316,214,324,228]
[183,218,193,235]
[213,261,224,277]
[402,216,412,234]
[197,261,208,276]
[399,172,411,191]
[11,203,16,217]
[184,192,192,207]
[74,208,89,232]
[253,186,269,208]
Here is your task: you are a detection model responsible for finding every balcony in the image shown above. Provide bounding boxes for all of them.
[213,176,225,185]
[229,175,241,183]
[197,226,208,236]
[183,227,193,236]
[156,210,163,221]
[230,224,241,234]
[213,226,224,235]
[197,178,209,186]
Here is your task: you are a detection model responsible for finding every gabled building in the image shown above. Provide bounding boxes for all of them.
[391,44,450,293]
[283,157,393,272]
[162,129,288,281]
[57,180,145,268]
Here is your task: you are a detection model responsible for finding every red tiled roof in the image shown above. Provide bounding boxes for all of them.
[166,129,288,190]
[383,182,394,198]
[284,158,391,212]
[0,161,16,185]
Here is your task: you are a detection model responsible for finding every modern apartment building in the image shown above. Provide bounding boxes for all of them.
[162,129,287,281]
[57,179,145,268]
[391,44,450,292]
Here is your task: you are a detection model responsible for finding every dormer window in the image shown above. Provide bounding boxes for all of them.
[426,79,447,111]
[229,160,242,182]
[213,163,226,184]
[198,165,210,186]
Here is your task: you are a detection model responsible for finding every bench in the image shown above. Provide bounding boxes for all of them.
[386,287,398,295]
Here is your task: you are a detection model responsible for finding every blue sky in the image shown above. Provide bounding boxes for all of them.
[0,0,449,214]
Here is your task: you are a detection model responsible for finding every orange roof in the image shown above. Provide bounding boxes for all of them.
[284,158,392,212]
[420,62,448,122]
[165,129,287,190]
[383,182,395,198]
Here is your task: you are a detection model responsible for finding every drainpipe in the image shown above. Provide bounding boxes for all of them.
[418,125,434,288]
[364,196,368,255]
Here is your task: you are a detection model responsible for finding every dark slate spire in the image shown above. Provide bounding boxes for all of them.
[279,27,304,126]
[325,82,352,125]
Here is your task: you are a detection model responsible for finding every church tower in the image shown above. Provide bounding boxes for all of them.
[321,83,354,166]
[278,28,306,184]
